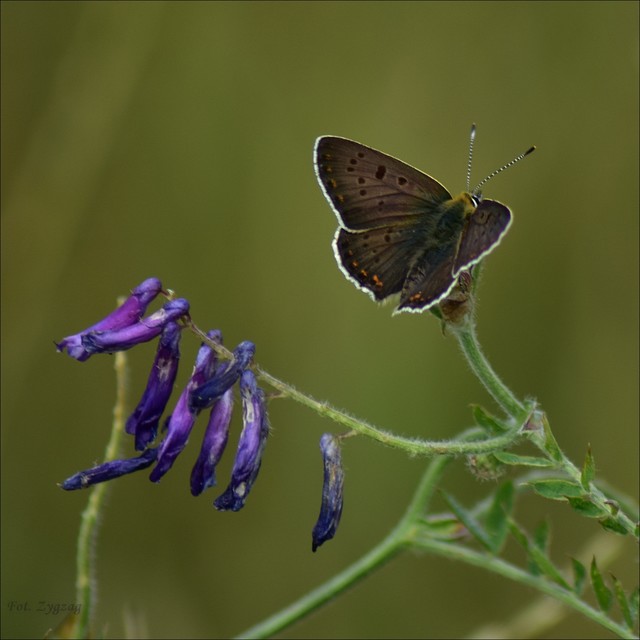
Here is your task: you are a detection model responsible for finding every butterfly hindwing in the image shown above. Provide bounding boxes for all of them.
[333,222,426,302]
[314,136,452,231]
[453,199,511,276]
[397,244,458,312]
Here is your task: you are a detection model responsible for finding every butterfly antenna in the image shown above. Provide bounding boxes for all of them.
[472,144,536,196]
[466,123,476,192]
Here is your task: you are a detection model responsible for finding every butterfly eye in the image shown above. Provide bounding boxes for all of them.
[470,194,481,207]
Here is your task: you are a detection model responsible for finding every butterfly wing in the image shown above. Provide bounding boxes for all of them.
[453,199,512,276]
[333,222,429,302]
[396,243,458,312]
[314,136,452,231]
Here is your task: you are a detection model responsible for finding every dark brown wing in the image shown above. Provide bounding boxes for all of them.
[315,136,452,231]
[453,199,512,276]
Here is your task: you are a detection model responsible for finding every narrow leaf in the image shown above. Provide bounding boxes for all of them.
[629,586,639,627]
[509,519,570,589]
[598,516,629,536]
[570,557,586,594]
[533,519,550,553]
[472,405,508,433]
[528,479,584,500]
[611,574,634,630]
[419,514,467,541]
[541,412,563,462]
[581,444,596,489]
[441,491,493,551]
[590,556,613,612]
[492,451,555,468]
[485,481,514,554]
[567,496,609,519]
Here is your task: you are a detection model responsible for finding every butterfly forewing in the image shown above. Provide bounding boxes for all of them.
[453,199,511,276]
[314,136,452,231]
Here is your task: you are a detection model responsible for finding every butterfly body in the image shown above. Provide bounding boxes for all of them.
[314,135,514,313]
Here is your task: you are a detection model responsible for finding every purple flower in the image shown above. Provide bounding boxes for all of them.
[312,434,344,552]
[80,298,190,359]
[214,370,268,512]
[56,277,163,361]
[190,386,234,496]
[125,322,182,451]
[149,330,221,483]
[189,341,255,411]
[60,447,158,490]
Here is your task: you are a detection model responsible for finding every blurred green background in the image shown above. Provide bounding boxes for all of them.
[2,2,638,638]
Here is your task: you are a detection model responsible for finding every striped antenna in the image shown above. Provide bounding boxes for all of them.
[466,123,477,192]
[472,143,536,196]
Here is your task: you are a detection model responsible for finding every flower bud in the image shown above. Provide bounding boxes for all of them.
[189,341,255,411]
[149,330,220,483]
[214,370,268,512]
[56,277,163,360]
[312,434,344,552]
[190,386,234,496]
[125,321,182,451]
[60,447,158,490]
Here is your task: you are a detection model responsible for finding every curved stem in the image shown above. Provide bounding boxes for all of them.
[72,350,128,638]
[451,318,527,420]
[188,321,522,458]
[411,537,635,639]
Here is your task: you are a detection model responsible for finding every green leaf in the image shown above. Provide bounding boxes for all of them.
[629,586,639,627]
[509,519,570,590]
[471,405,509,433]
[611,574,634,630]
[492,451,555,468]
[598,516,629,536]
[485,481,514,554]
[570,557,586,594]
[590,556,613,612]
[533,519,550,552]
[567,496,609,519]
[528,479,584,500]
[441,491,493,552]
[581,444,595,489]
[531,411,563,462]
[419,514,466,541]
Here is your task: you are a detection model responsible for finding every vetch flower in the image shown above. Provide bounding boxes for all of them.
[149,330,221,483]
[56,277,163,361]
[190,386,234,496]
[214,369,269,512]
[60,447,158,490]
[125,321,182,451]
[189,340,255,411]
[80,298,190,359]
[312,433,344,552]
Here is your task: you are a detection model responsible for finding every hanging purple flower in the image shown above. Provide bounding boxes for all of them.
[312,434,344,551]
[125,321,182,451]
[79,298,190,359]
[148,330,221,483]
[190,386,234,496]
[60,447,159,490]
[189,341,255,411]
[56,277,163,361]
[214,370,269,512]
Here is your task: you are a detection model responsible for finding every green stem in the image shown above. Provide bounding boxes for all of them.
[451,318,527,420]
[189,317,522,457]
[411,537,635,639]
[71,351,128,638]
[236,432,482,639]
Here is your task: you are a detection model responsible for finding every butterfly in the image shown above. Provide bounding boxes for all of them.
[314,126,534,313]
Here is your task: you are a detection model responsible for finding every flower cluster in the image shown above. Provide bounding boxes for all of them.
[57,277,345,549]
[57,278,268,513]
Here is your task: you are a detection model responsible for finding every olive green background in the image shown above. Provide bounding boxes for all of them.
[2,2,638,639]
